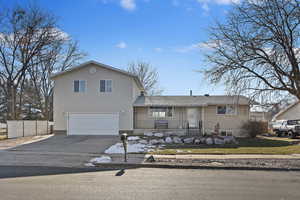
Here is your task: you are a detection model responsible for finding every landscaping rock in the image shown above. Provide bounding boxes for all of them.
[173,137,183,144]
[139,139,148,144]
[205,137,213,145]
[154,132,164,137]
[214,137,225,145]
[158,139,165,144]
[200,137,206,144]
[165,137,173,144]
[183,137,194,144]
[149,139,160,145]
[194,139,201,144]
[223,136,234,144]
[144,132,153,137]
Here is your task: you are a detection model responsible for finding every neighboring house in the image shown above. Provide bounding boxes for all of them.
[51,60,251,136]
[272,101,300,121]
[250,111,267,122]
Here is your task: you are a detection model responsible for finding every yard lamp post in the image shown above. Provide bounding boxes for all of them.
[120,133,128,162]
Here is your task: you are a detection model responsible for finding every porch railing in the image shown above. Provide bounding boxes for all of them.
[186,120,203,136]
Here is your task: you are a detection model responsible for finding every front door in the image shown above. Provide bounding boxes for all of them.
[186,108,199,128]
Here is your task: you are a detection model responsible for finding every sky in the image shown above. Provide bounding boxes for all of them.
[5,0,238,95]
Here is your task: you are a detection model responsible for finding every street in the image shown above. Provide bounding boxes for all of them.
[0,166,299,200]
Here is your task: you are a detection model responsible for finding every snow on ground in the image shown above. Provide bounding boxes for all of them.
[127,136,140,141]
[104,142,153,154]
[90,155,112,163]
[84,163,95,167]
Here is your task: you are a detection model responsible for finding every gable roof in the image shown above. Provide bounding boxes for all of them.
[272,101,300,121]
[50,60,144,90]
[133,95,251,107]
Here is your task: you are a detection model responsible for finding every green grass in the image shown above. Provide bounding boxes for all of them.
[154,136,300,155]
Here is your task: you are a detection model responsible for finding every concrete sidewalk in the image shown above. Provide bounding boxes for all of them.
[107,153,300,164]
[152,154,300,160]
[91,153,300,171]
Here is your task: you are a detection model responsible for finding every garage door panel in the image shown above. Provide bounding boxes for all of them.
[68,113,119,135]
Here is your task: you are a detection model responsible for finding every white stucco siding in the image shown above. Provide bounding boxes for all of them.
[53,63,141,131]
[276,103,300,120]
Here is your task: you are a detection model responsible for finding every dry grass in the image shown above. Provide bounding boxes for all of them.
[0,135,7,140]
[154,136,300,155]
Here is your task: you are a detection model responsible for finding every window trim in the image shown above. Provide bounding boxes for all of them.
[99,79,113,93]
[216,105,237,115]
[73,80,87,93]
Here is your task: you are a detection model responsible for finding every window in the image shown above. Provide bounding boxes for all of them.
[150,107,173,118]
[217,105,236,115]
[221,130,233,136]
[100,80,112,93]
[74,80,86,92]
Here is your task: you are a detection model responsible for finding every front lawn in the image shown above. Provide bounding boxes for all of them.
[154,136,300,155]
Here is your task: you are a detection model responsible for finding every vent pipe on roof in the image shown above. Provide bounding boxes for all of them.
[190,90,193,96]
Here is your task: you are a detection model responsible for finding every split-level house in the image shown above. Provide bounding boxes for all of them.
[51,60,251,137]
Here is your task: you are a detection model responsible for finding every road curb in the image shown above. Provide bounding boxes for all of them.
[93,162,300,171]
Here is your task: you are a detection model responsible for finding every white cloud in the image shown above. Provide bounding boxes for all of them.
[154,48,163,52]
[120,0,136,11]
[115,41,127,49]
[197,0,240,5]
[175,41,219,53]
[201,3,210,12]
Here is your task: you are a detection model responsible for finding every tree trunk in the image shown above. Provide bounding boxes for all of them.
[6,82,17,120]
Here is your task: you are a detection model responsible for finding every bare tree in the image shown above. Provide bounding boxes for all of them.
[0,4,64,119]
[29,40,86,120]
[203,0,300,105]
[128,61,163,95]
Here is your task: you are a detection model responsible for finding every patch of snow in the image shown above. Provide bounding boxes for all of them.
[154,132,164,137]
[138,139,148,144]
[144,132,153,137]
[84,163,95,167]
[90,156,112,163]
[176,150,183,153]
[105,142,152,154]
[127,136,140,141]
[149,139,159,145]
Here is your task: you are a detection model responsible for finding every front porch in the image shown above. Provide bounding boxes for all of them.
[133,106,203,136]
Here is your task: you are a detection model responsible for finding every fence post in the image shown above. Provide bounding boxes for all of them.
[22,121,24,137]
[36,120,38,136]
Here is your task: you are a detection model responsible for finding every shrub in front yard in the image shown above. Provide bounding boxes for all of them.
[241,121,268,138]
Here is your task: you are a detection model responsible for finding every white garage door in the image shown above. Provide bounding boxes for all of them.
[68,113,119,135]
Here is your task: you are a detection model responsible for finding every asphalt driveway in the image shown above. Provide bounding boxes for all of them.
[9,134,120,154]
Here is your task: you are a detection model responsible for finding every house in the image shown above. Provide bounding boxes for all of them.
[51,60,251,137]
[250,111,268,121]
[272,101,300,121]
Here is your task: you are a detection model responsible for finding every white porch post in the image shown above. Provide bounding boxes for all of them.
[202,106,205,135]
